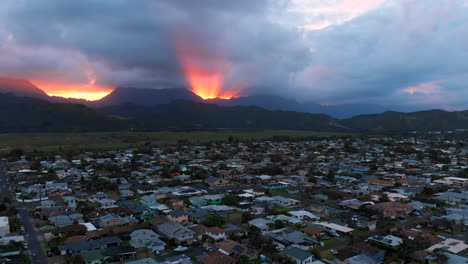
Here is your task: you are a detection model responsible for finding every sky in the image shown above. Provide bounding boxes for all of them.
[0,0,467,109]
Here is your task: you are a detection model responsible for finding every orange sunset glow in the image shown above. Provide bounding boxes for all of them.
[174,32,243,99]
[31,80,114,100]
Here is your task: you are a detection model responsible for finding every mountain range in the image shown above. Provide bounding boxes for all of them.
[0,77,467,133]
[0,77,425,118]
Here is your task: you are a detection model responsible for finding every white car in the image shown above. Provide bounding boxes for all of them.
[173,246,188,252]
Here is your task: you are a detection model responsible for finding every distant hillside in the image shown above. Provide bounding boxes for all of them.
[0,77,428,118]
[95,87,203,107]
[0,77,49,99]
[342,110,468,132]
[206,95,322,112]
[0,93,342,132]
[100,100,342,131]
[0,92,466,133]
[0,93,124,132]
[206,95,421,118]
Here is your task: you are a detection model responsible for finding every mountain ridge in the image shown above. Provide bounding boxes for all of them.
[0,91,466,133]
[0,77,465,121]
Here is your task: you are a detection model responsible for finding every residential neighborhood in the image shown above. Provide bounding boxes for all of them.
[0,135,467,264]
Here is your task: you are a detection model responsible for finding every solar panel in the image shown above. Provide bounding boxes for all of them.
[233,245,245,253]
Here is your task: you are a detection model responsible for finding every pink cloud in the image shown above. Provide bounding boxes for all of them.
[295,65,335,85]
[343,0,387,14]
[403,81,444,94]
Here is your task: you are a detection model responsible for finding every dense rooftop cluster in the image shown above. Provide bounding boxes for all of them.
[0,135,467,264]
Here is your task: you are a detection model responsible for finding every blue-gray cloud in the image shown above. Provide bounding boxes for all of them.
[0,0,466,108]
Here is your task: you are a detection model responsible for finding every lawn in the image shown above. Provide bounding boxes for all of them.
[323,238,341,246]
[0,130,354,152]
[320,250,333,259]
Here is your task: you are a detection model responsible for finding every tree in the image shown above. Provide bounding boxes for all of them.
[379,193,390,202]
[203,213,225,227]
[7,148,23,160]
[222,195,241,206]
[241,212,253,223]
[67,255,85,264]
[432,249,448,264]
[310,247,322,259]
[273,220,285,229]
[423,186,435,195]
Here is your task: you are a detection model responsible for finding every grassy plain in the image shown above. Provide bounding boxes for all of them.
[0,130,354,152]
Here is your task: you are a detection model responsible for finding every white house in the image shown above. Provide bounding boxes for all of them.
[205,227,227,241]
[0,217,10,235]
[289,210,319,221]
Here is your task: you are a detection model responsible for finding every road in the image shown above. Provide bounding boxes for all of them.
[0,163,47,264]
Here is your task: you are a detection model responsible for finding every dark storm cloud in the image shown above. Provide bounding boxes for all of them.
[0,0,467,108]
[0,0,308,91]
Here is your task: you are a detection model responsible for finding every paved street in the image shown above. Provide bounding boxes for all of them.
[0,163,47,264]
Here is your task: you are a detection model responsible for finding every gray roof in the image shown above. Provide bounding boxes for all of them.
[126,258,158,264]
[157,221,195,237]
[58,236,121,252]
[282,246,312,261]
[345,254,379,264]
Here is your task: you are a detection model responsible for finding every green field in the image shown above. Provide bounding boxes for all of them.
[0,130,354,152]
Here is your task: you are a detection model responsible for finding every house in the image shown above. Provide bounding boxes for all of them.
[390,228,443,245]
[119,189,134,198]
[97,198,117,209]
[205,226,226,241]
[339,199,363,210]
[300,226,325,238]
[368,235,403,249]
[272,196,300,207]
[202,194,224,205]
[426,253,468,264]
[0,236,24,245]
[311,194,328,202]
[372,202,414,219]
[166,210,189,225]
[188,224,209,240]
[352,242,386,259]
[265,228,318,250]
[49,213,84,228]
[433,192,468,204]
[140,195,158,207]
[289,210,319,221]
[282,246,322,264]
[155,254,194,264]
[99,214,124,228]
[319,222,354,236]
[433,177,468,186]
[206,177,229,187]
[187,208,210,223]
[58,236,122,255]
[129,229,166,253]
[126,258,158,264]
[426,238,468,254]
[170,199,185,209]
[248,218,271,231]
[79,246,136,264]
[216,239,258,260]
[41,199,57,208]
[62,196,79,208]
[344,254,379,264]
[224,224,247,237]
[156,221,195,245]
[199,250,236,264]
[0,217,10,235]
[352,215,377,231]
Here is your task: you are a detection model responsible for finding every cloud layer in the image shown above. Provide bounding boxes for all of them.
[0,0,467,108]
